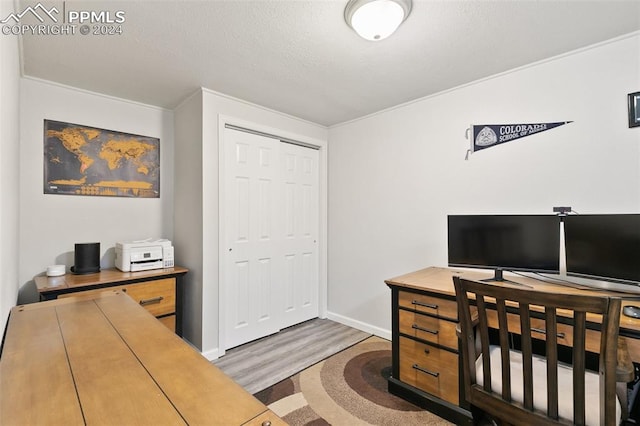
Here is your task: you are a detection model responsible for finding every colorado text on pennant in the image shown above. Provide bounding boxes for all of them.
[468,121,572,155]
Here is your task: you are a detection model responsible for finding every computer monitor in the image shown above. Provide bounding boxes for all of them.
[564,214,640,287]
[448,214,560,282]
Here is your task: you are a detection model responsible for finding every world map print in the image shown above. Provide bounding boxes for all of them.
[44,120,160,198]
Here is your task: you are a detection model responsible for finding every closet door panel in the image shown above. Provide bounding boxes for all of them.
[223,129,281,349]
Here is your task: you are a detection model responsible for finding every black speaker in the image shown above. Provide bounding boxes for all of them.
[71,242,101,274]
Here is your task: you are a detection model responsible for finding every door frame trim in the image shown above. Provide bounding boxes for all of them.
[224,123,321,151]
[217,115,328,356]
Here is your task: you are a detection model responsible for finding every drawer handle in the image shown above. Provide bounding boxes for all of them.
[412,324,439,335]
[412,300,438,309]
[140,296,164,306]
[413,364,439,378]
[531,327,565,339]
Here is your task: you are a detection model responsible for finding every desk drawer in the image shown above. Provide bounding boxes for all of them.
[399,336,459,405]
[400,310,458,350]
[486,310,601,353]
[59,278,176,317]
[399,291,458,320]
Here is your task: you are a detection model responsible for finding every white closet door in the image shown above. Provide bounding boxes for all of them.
[223,127,320,350]
[223,128,282,349]
[280,143,319,325]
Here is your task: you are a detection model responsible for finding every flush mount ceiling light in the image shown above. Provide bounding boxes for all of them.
[344,0,412,41]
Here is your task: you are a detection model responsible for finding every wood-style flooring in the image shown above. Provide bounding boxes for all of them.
[213,318,371,394]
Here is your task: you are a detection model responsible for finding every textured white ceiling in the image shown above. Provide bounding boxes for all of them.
[17,0,640,126]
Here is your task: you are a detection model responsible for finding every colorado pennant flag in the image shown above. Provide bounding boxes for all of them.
[468,121,572,156]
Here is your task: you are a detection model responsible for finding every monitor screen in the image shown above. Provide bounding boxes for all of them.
[448,215,560,278]
[564,214,640,285]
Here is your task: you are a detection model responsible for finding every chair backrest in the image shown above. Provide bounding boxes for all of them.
[453,276,621,426]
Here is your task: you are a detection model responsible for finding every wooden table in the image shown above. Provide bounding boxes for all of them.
[0,291,286,426]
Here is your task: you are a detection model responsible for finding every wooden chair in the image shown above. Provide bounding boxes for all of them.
[453,276,634,426]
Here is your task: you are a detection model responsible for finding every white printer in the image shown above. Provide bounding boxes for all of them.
[115,239,175,272]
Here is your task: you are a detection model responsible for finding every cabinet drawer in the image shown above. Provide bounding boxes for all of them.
[399,291,458,320]
[400,310,458,349]
[486,310,601,353]
[158,314,176,333]
[59,278,176,317]
[399,336,459,405]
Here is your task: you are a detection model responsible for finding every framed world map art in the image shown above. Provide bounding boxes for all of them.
[44,120,160,198]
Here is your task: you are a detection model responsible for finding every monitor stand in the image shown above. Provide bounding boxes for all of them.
[480,268,530,287]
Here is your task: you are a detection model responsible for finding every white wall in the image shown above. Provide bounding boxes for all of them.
[174,88,328,355]
[327,34,640,340]
[18,78,174,303]
[174,90,204,348]
[0,0,21,332]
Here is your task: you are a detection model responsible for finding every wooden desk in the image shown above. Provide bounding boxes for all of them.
[0,292,285,426]
[385,266,640,425]
[34,267,188,335]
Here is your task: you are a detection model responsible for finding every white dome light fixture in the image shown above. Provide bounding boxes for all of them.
[344,0,412,41]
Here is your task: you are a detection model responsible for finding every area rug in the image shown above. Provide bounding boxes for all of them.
[254,336,453,425]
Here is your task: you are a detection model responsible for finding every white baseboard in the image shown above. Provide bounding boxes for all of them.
[326,311,391,341]
[201,347,220,361]
[182,337,220,361]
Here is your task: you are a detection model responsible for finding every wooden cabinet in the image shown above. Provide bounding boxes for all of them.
[58,277,177,332]
[386,280,472,425]
[34,267,187,335]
